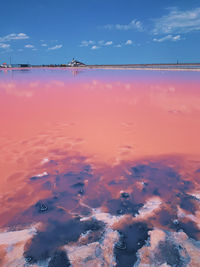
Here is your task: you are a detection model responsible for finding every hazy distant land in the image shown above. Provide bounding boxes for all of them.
[29,63,200,71]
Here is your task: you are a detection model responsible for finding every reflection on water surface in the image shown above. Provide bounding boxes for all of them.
[0,68,200,266]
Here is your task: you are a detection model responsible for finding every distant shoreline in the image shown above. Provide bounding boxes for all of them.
[78,64,200,71]
[1,63,200,71]
[24,63,200,71]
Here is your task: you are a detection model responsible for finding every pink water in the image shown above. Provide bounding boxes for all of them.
[0,68,200,266]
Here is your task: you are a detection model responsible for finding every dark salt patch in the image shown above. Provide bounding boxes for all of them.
[25,256,33,263]
[30,176,39,181]
[83,219,105,232]
[79,171,93,179]
[24,218,105,264]
[54,169,92,196]
[108,180,118,185]
[107,199,143,216]
[182,180,192,187]
[33,197,68,215]
[115,251,138,267]
[72,205,91,216]
[155,241,185,267]
[55,176,60,182]
[48,250,70,267]
[78,188,85,195]
[179,194,197,214]
[165,169,178,178]
[52,191,79,210]
[114,222,150,267]
[121,192,130,199]
[131,165,148,178]
[61,173,84,187]
[130,164,180,184]
[153,188,160,196]
[83,165,92,172]
[35,202,49,213]
[107,177,127,187]
[30,173,49,181]
[85,198,103,208]
[63,169,92,181]
[84,183,111,208]
[71,182,84,188]
[128,163,191,201]
[158,209,177,227]
[172,220,200,241]
[115,235,126,250]
[70,182,85,195]
[42,181,52,190]
[11,191,78,226]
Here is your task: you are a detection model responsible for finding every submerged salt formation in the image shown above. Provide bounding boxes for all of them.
[135,229,200,267]
[0,153,200,266]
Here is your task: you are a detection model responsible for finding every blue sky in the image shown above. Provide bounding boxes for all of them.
[0,0,200,64]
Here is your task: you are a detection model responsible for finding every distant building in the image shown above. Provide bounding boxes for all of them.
[0,62,9,68]
[67,58,85,67]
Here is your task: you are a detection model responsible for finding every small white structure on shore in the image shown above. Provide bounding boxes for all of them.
[67,58,85,67]
[0,63,8,68]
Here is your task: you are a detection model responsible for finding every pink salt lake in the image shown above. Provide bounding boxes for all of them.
[0,68,200,266]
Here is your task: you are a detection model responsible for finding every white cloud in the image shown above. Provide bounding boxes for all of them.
[91,45,99,50]
[153,7,200,34]
[115,44,122,48]
[103,19,143,31]
[125,40,133,45]
[80,40,95,47]
[153,34,181,42]
[25,44,34,48]
[41,43,47,47]
[0,33,29,42]
[98,40,104,45]
[80,40,113,48]
[0,43,10,49]
[173,35,181,41]
[32,48,38,51]
[48,44,63,50]
[104,41,113,46]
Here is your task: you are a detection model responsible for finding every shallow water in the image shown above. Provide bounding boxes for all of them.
[0,68,200,266]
